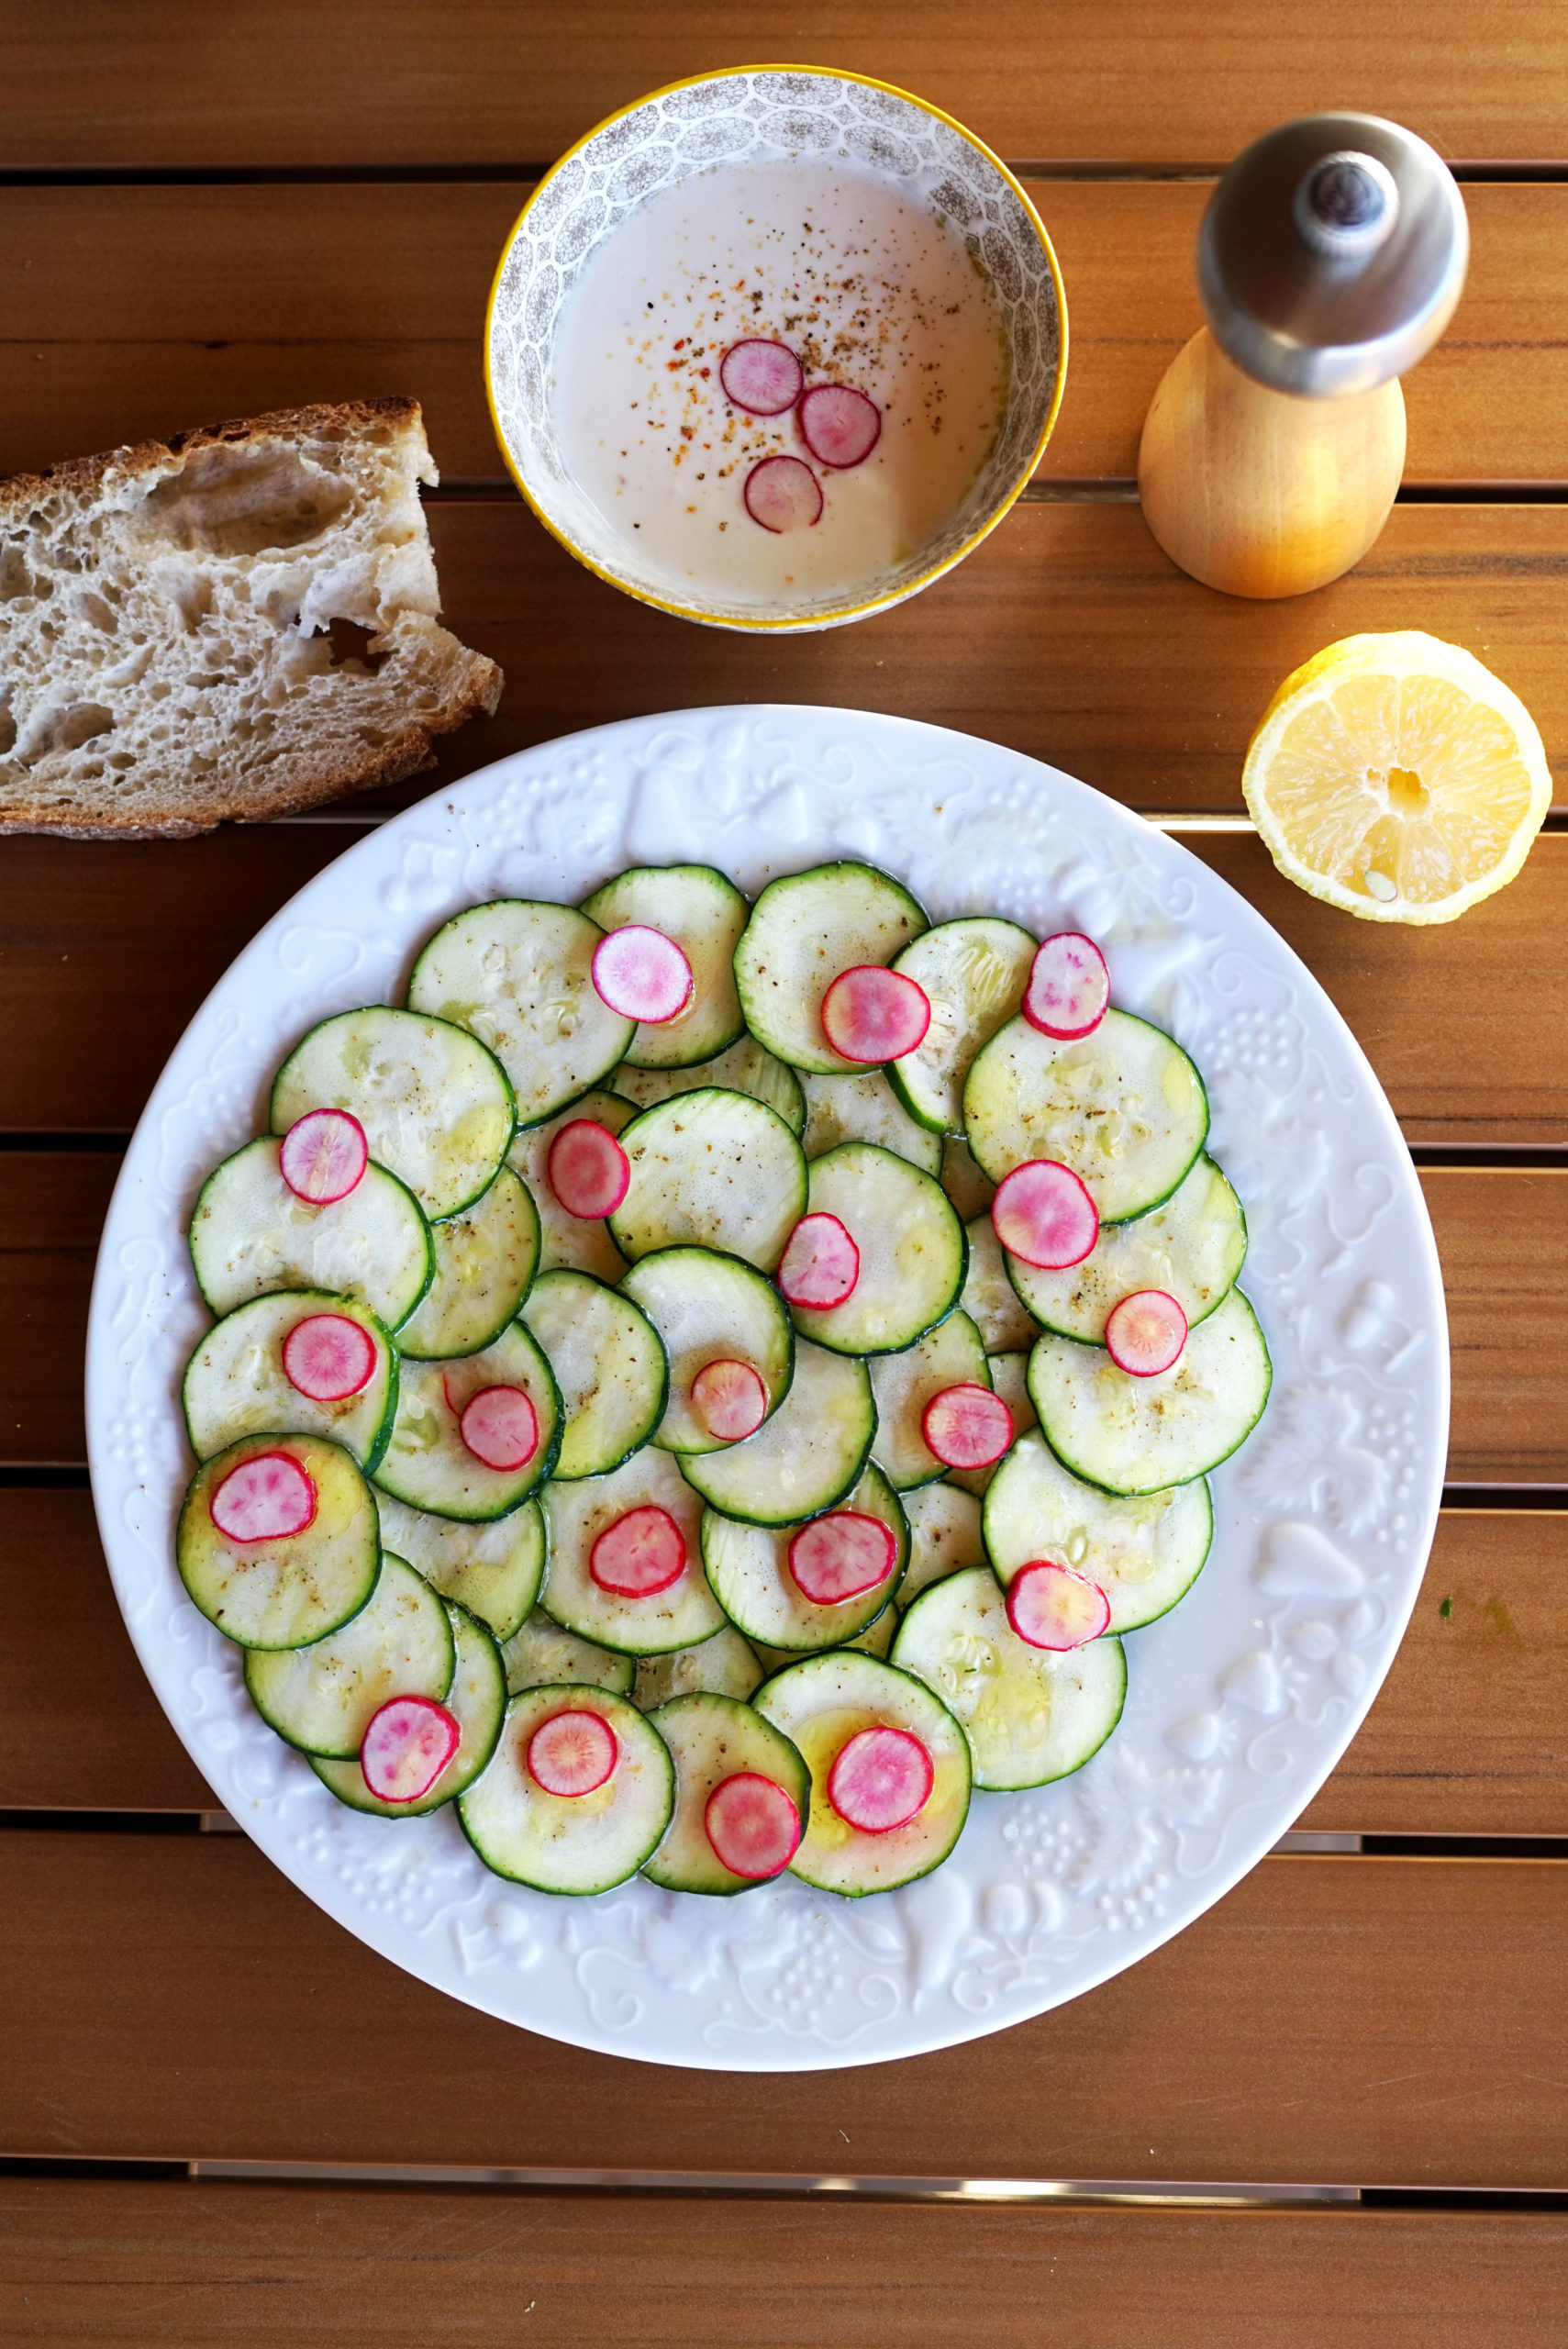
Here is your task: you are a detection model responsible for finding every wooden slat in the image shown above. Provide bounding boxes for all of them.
[3,2183,1565,2349]
[5,182,1567,487]
[6,4,1568,169]
[3,1833,1565,2185]
[0,1154,116,1466]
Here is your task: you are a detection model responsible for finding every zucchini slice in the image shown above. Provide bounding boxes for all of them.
[244,1553,455,1758]
[786,1143,965,1356]
[538,1448,723,1655]
[800,1070,942,1175]
[508,1087,635,1283]
[963,1008,1210,1223]
[177,1432,380,1652]
[948,1349,1036,1497]
[869,1309,991,1490]
[373,1493,544,1642]
[641,1691,812,1894]
[408,899,634,1127]
[1006,1154,1246,1343]
[984,1430,1213,1633]
[890,918,1037,1134]
[521,1267,669,1477]
[679,1339,874,1526]
[459,1685,674,1894]
[1029,1288,1273,1496]
[898,1481,987,1609]
[750,1601,896,1673]
[734,862,929,1074]
[610,1089,806,1273]
[619,1246,793,1454]
[182,1288,398,1472]
[581,864,749,1070]
[752,1652,971,1896]
[940,1136,995,1222]
[612,1034,806,1136]
[396,1168,540,1361]
[633,1627,764,1709]
[373,1321,562,1521]
[189,1136,433,1330]
[501,1608,634,1697]
[701,1462,908,1652]
[892,1566,1127,1791]
[270,1006,515,1221]
[312,1598,506,1816]
[959,1213,1040,1353]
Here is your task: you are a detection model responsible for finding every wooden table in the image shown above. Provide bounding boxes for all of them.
[3,9,1566,2341]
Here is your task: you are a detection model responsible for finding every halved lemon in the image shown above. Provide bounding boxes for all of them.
[1242,632,1552,924]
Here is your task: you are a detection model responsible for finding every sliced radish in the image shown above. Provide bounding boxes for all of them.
[281,1312,378,1403]
[590,1504,686,1598]
[776,1212,860,1308]
[705,1771,802,1880]
[691,1358,768,1442]
[744,454,823,533]
[1023,932,1110,1040]
[209,1450,317,1543]
[547,1119,630,1219]
[992,1159,1099,1270]
[528,1708,617,1798]
[1006,1560,1111,1651]
[921,1383,1014,1471]
[360,1694,461,1802]
[719,338,804,416]
[458,1385,539,1472]
[591,925,694,1025]
[820,965,931,1063]
[787,1510,897,1605]
[1105,1288,1188,1377]
[279,1108,367,1205]
[828,1726,933,1833]
[798,383,882,469]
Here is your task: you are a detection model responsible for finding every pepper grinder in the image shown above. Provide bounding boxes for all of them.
[1138,114,1468,599]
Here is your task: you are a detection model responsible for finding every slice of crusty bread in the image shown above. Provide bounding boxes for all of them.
[0,397,502,837]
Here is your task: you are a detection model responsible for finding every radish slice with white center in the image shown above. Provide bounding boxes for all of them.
[992,1159,1099,1270]
[458,1385,539,1471]
[787,1510,897,1605]
[209,1450,317,1543]
[547,1119,630,1219]
[279,1108,367,1205]
[719,338,805,416]
[691,1358,768,1442]
[1023,932,1110,1040]
[921,1383,1014,1471]
[1105,1287,1188,1376]
[360,1695,461,1802]
[705,1771,802,1879]
[797,383,882,469]
[528,1708,618,1798]
[776,1212,860,1308]
[590,1503,686,1598]
[1006,1559,1111,1651]
[744,454,823,533]
[281,1313,377,1403]
[591,925,695,1025]
[827,1725,933,1833]
[820,965,931,1063]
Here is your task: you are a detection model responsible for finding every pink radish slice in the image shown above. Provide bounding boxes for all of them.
[992,1159,1099,1270]
[787,1510,897,1606]
[458,1385,539,1472]
[921,1383,1014,1471]
[743,454,823,533]
[528,1708,617,1798]
[279,1108,368,1205]
[797,383,882,469]
[209,1450,317,1543]
[776,1212,860,1308]
[820,964,931,1063]
[590,1504,686,1598]
[828,1726,933,1833]
[547,1119,630,1219]
[591,925,694,1025]
[1105,1287,1188,1376]
[691,1358,767,1442]
[282,1313,377,1403]
[1006,1560,1111,1651]
[1023,931,1110,1041]
[705,1772,802,1879]
[719,338,805,416]
[360,1695,461,1802]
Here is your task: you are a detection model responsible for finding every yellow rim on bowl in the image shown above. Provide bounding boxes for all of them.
[483,62,1069,633]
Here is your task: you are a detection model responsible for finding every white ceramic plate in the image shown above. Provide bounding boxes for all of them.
[88,706,1448,2073]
